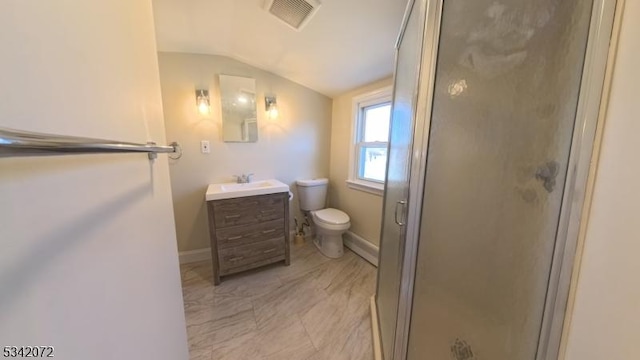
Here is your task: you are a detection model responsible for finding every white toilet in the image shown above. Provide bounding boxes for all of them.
[296,178,350,258]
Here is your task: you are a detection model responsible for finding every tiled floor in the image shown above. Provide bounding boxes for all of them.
[180,241,377,360]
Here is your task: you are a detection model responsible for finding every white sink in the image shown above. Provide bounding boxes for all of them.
[205,179,289,201]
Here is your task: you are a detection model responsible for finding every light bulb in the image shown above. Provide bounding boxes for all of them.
[198,100,210,115]
[268,106,279,120]
[195,89,210,115]
[265,96,278,120]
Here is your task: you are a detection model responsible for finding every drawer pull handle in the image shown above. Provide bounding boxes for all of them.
[262,229,277,234]
[225,214,241,219]
[263,248,277,254]
[260,209,275,214]
[228,235,243,240]
[229,256,244,262]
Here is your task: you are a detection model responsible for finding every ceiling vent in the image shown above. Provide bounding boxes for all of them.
[264,0,321,31]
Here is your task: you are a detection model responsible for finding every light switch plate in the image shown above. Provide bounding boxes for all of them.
[200,140,210,154]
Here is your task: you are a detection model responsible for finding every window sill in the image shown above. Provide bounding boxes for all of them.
[346,180,384,196]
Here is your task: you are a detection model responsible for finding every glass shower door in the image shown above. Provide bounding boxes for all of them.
[406,0,594,359]
[375,0,426,359]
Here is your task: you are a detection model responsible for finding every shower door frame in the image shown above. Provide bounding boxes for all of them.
[386,0,621,359]
[388,0,442,359]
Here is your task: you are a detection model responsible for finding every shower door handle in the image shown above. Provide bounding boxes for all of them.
[394,200,407,226]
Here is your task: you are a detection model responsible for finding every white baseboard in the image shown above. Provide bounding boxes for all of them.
[344,231,379,267]
[178,248,211,264]
[180,231,379,266]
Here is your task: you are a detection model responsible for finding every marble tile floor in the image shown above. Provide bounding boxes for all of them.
[180,241,378,360]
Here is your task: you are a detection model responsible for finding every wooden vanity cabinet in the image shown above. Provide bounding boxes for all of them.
[206,192,290,284]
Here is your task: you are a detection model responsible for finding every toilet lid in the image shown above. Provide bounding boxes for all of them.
[314,208,350,225]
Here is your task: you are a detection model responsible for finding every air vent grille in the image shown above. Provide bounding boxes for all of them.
[266,0,320,31]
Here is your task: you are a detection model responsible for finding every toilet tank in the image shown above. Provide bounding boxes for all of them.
[296,178,328,211]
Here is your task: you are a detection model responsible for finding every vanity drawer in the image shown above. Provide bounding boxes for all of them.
[213,193,285,228]
[218,237,285,275]
[216,219,285,249]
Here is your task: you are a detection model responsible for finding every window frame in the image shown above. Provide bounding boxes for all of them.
[347,86,393,196]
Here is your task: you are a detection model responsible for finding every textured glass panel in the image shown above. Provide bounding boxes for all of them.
[363,104,391,142]
[359,146,388,182]
[375,0,426,359]
[407,0,594,359]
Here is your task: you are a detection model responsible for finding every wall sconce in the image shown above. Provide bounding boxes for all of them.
[196,89,210,115]
[265,95,278,120]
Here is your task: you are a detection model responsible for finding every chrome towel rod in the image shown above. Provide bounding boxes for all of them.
[0,127,179,160]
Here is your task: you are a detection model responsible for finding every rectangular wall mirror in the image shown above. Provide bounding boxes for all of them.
[219,75,257,142]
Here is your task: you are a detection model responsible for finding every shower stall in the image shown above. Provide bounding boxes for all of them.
[374,0,618,359]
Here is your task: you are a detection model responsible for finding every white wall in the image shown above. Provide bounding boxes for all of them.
[157,52,333,253]
[329,78,393,246]
[563,2,640,359]
[0,1,188,359]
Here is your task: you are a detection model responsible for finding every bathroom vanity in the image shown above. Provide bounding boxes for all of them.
[205,180,290,284]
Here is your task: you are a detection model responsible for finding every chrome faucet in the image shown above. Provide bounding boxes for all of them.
[235,173,254,184]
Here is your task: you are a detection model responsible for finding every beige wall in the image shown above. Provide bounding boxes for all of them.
[328,77,393,247]
[158,52,332,252]
[563,2,640,359]
[0,1,188,358]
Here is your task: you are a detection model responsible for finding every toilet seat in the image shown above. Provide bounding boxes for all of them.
[313,208,350,225]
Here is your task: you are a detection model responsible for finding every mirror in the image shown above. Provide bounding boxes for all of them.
[219,75,258,142]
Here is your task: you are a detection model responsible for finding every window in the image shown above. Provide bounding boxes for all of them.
[347,86,392,195]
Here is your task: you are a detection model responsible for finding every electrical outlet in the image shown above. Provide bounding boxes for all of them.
[200,140,210,154]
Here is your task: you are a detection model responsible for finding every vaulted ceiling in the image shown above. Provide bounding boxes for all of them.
[152,0,407,97]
